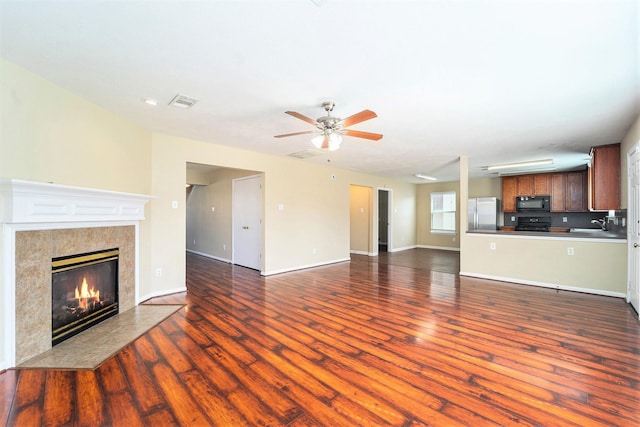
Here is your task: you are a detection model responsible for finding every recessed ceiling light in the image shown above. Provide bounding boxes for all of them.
[415,173,437,181]
[141,97,158,106]
[487,159,553,171]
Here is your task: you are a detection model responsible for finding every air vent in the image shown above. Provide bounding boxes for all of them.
[169,94,199,109]
[287,149,324,159]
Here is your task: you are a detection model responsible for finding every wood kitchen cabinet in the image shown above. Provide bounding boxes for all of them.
[550,172,586,212]
[502,176,518,212]
[501,174,551,212]
[588,143,621,211]
[533,174,550,195]
[505,171,586,212]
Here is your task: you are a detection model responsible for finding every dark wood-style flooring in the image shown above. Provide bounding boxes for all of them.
[2,248,639,426]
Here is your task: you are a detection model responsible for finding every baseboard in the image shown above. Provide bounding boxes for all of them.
[262,258,351,276]
[388,245,417,253]
[459,271,626,298]
[416,244,461,252]
[350,250,376,256]
[138,286,187,304]
[187,249,232,263]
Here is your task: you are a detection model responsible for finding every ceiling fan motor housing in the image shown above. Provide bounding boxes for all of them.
[317,116,341,131]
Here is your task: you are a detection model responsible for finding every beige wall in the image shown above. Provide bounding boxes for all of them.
[462,234,627,295]
[0,60,152,193]
[350,185,372,254]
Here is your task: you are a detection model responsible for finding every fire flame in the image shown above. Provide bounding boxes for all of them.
[75,277,100,310]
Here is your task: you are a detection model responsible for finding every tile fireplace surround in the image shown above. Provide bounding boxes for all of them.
[1,179,154,369]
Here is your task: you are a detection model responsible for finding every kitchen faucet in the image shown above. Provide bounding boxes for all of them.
[591,217,607,231]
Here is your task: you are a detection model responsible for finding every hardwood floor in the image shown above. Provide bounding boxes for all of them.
[2,249,639,426]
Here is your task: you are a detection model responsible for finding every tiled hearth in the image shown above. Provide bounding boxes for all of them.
[1,179,154,369]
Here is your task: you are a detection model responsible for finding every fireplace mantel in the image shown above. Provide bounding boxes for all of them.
[1,179,154,224]
[1,179,155,369]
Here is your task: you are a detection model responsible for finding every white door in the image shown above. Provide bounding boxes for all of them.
[628,143,640,317]
[232,174,263,271]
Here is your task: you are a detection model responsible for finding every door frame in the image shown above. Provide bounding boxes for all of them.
[627,141,640,318]
[377,187,393,253]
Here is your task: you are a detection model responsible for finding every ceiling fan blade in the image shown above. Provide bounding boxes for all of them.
[322,135,329,149]
[341,110,377,127]
[285,111,318,126]
[343,129,383,141]
[274,131,315,138]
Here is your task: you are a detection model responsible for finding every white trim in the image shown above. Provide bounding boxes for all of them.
[388,244,417,253]
[186,249,232,264]
[460,271,626,298]
[416,244,461,252]
[350,250,375,256]
[262,257,351,276]
[138,286,188,303]
[1,179,154,224]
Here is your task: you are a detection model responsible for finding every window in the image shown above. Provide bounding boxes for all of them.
[431,191,456,233]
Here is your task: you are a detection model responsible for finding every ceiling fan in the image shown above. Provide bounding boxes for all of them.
[274,101,383,151]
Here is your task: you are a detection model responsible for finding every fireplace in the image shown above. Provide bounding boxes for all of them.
[51,248,120,345]
[1,178,154,369]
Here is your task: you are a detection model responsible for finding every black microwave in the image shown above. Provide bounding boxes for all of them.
[516,195,550,212]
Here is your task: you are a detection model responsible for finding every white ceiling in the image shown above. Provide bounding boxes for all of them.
[1,0,638,182]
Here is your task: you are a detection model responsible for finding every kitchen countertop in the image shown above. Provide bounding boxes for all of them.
[467,229,627,241]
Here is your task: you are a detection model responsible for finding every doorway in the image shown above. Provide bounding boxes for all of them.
[627,142,639,318]
[378,188,392,252]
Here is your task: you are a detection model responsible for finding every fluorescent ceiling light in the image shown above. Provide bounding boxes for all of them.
[487,159,553,171]
[498,168,557,176]
[141,97,158,106]
[415,173,437,181]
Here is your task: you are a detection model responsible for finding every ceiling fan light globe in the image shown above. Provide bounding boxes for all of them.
[328,133,342,151]
[311,134,324,149]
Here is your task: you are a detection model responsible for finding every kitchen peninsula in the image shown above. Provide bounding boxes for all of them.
[461,230,626,297]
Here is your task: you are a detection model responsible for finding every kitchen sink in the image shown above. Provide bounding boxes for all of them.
[569,228,624,238]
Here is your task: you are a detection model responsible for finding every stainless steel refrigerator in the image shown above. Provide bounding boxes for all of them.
[467,197,499,231]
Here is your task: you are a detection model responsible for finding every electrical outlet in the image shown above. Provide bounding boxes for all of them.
[193,239,196,245]
[511,216,515,222]
[490,242,496,250]
[223,244,226,251]
[567,247,574,256]
[172,200,178,209]
[562,217,568,223]
[155,268,162,277]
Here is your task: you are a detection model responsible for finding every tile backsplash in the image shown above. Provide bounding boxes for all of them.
[503,210,627,232]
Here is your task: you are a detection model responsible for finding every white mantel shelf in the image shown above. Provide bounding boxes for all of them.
[1,179,155,224]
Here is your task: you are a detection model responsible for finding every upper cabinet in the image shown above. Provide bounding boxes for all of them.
[502,176,518,212]
[503,171,585,212]
[501,174,552,212]
[551,171,586,212]
[588,143,621,211]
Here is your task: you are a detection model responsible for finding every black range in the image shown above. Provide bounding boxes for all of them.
[515,216,551,232]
